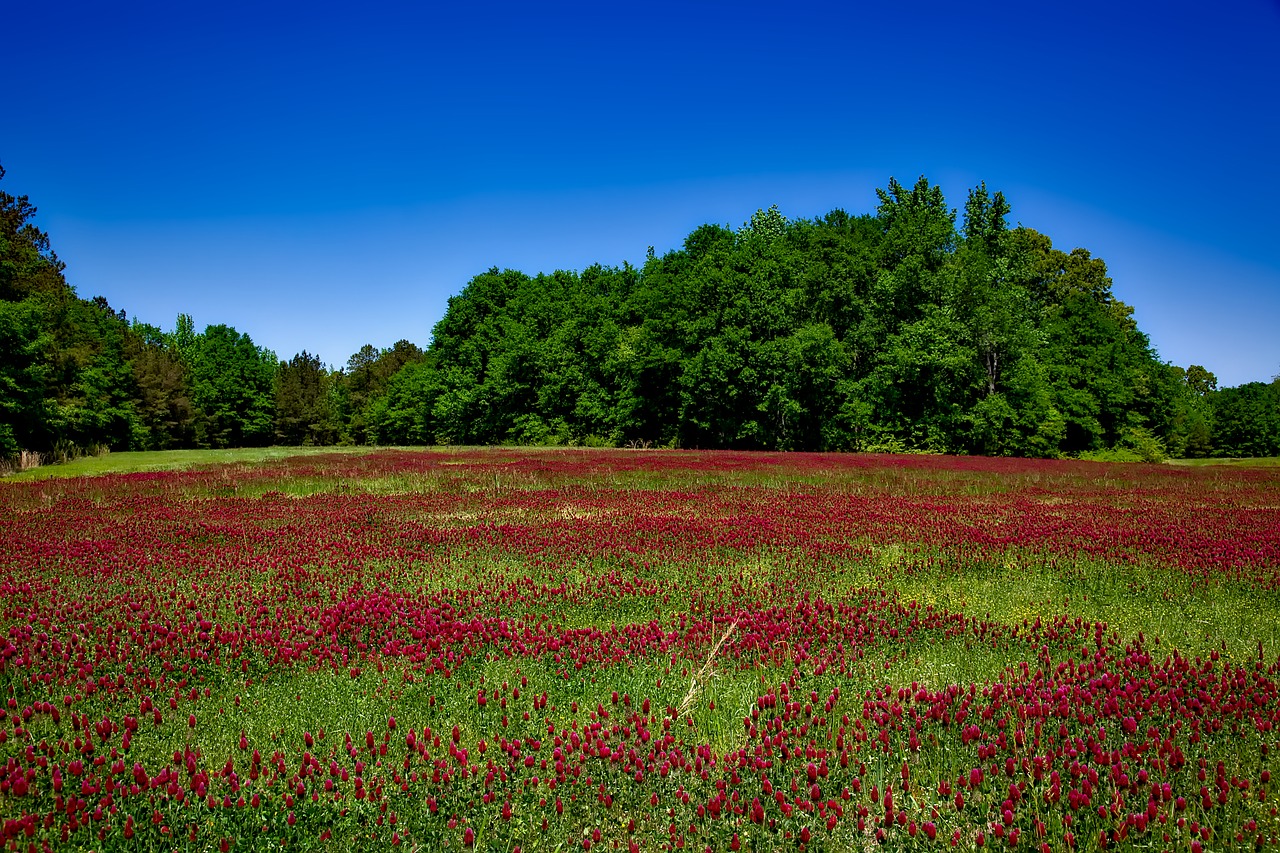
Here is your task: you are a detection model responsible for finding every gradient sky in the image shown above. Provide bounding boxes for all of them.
[5,0,1279,387]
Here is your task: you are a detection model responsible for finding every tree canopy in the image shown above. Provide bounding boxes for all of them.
[3,165,1277,463]
[370,176,1268,459]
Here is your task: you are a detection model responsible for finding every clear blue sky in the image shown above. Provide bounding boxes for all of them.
[5,0,1279,386]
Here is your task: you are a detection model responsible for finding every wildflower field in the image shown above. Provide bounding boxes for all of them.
[3,449,1280,853]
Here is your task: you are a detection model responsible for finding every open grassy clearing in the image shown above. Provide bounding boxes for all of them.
[3,445,383,481]
[1168,457,1280,468]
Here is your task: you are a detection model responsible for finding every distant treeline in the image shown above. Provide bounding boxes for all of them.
[3,167,1278,463]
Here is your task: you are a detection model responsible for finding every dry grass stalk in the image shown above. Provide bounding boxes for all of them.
[678,618,738,717]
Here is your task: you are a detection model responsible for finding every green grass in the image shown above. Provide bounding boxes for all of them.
[4,446,383,481]
[886,552,1280,663]
[1169,456,1280,467]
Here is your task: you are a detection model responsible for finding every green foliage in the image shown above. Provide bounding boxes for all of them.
[404,175,1232,459]
[188,323,277,448]
[275,350,338,445]
[339,339,424,443]
[1211,380,1280,457]
[376,265,646,447]
[3,164,1277,463]
[962,181,1010,250]
[0,298,53,457]
[740,203,787,241]
[0,165,68,303]
[1,167,144,457]
[126,325,196,449]
[1076,426,1167,463]
[1160,364,1216,458]
[367,358,443,445]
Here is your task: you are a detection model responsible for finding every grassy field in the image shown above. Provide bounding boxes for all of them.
[3,445,382,481]
[9,445,1280,481]
[2,448,1279,851]
[1167,456,1280,468]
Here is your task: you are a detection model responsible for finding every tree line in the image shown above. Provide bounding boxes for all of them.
[3,166,1278,463]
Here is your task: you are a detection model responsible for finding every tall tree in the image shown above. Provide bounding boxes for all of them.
[962,181,1011,251]
[1,164,64,457]
[275,351,337,445]
[1163,364,1216,458]
[1,166,143,457]
[873,176,956,325]
[339,339,425,443]
[188,324,276,448]
[0,299,51,458]
[1210,381,1280,458]
[0,165,68,303]
[127,330,195,449]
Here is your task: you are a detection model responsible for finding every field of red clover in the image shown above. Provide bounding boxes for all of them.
[2,448,1280,852]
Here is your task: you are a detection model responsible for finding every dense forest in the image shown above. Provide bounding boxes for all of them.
[3,166,1278,465]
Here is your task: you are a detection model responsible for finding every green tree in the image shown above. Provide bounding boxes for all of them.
[49,296,143,452]
[1001,228,1170,454]
[367,357,442,445]
[188,324,277,448]
[170,313,197,362]
[1,167,146,457]
[1210,381,1280,458]
[1,165,65,457]
[873,176,956,326]
[400,175,1191,459]
[126,331,195,449]
[1162,364,1216,458]
[0,165,69,303]
[0,299,52,457]
[741,204,787,242]
[962,181,1011,252]
[678,328,761,448]
[275,351,337,445]
[339,339,424,443]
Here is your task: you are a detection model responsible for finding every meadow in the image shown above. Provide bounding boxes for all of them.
[2,448,1279,852]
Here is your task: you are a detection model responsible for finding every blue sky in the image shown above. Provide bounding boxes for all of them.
[5,0,1279,386]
